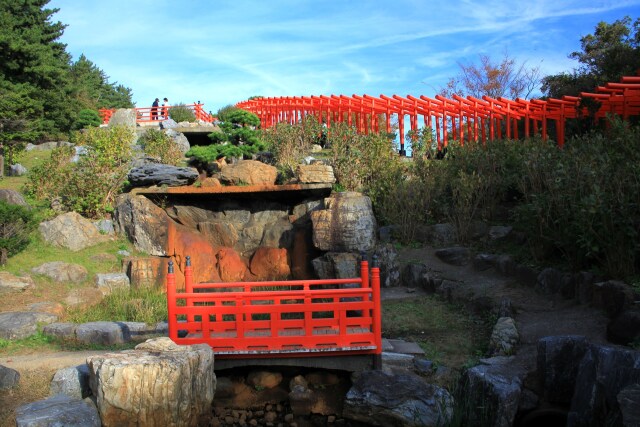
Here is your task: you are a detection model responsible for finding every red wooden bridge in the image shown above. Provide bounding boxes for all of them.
[99,102,215,124]
[166,256,382,362]
[237,74,640,153]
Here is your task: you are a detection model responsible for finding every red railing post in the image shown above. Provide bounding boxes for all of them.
[167,260,177,340]
[185,256,194,323]
[371,255,382,355]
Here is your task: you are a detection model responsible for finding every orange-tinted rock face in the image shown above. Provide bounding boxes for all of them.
[167,221,220,289]
[291,229,312,279]
[250,247,291,281]
[216,247,248,282]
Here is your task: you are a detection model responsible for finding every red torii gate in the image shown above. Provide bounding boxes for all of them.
[236,73,640,152]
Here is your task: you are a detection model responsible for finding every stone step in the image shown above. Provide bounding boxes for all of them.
[381,338,425,356]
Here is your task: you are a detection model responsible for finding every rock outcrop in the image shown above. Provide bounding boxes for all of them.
[15,394,100,427]
[87,338,215,427]
[311,192,376,252]
[39,212,109,251]
[219,160,278,185]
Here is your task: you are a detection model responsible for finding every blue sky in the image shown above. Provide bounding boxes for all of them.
[49,0,640,113]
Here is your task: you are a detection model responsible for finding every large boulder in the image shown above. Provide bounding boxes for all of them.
[15,394,100,427]
[163,129,190,154]
[113,194,170,256]
[124,256,169,290]
[537,335,590,405]
[311,192,377,252]
[568,343,640,426]
[488,317,519,356]
[39,212,109,251]
[128,164,199,187]
[459,357,527,427]
[343,370,452,427]
[0,311,58,340]
[0,189,29,207]
[87,338,215,427]
[312,252,360,279]
[216,247,247,282]
[219,160,278,185]
[375,243,400,287]
[108,108,137,130]
[75,321,130,346]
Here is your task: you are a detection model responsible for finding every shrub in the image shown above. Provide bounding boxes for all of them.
[138,128,182,166]
[0,201,36,264]
[73,109,102,130]
[261,115,323,177]
[168,103,196,123]
[24,125,134,217]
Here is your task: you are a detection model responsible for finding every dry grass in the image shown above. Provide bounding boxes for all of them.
[0,368,56,426]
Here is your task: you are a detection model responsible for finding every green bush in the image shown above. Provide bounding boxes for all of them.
[138,128,183,166]
[73,109,102,130]
[261,115,323,177]
[24,125,134,217]
[168,103,196,123]
[0,201,36,263]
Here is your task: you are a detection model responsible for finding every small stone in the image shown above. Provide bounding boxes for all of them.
[406,287,416,293]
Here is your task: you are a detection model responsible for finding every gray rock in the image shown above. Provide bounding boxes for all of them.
[0,364,20,390]
[0,311,58,340]
[108,108,137,131]
[87,339,215,426]
[375,243,400,287]
[568,343,640,426]
[120,321,167,342]
[618,384,640,427]
[39,212,109,251]
[488,317,519,356]
[75,321,130,345]
[537,335,590,405]
[435,246,471,266]
[536,267,574,298]
[311,192,377,252]
[25,141,72,151]
[128,163,199,187]
[292,200,322,225]
[430,223,457,245]
[113,194,170,256]
[259,219,293,248]
[93,219,115,235]
[160,118,178,129]
[460,360,526,427]
[312,252,360,279]
[163,129,190,154]
[343,370,452,427]
[401,263,430,290]
[0,271,35,293]
[95,272,130,296]
[42,322,77,340]
[15,394,100,427]
[607,309,640,345]
[9,163,28,176]
[592,280,636,318]
[489,225,513,240]
[0,189,29,207]
[496,254,517,276]
[31,261,88,283]
[71,145,89,162]
[50,365,91,399]
[473,253,498,271]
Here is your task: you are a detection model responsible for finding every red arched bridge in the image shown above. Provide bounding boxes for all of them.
[237,74,640,153]
[99,103,215,124]
[166,256,382,363]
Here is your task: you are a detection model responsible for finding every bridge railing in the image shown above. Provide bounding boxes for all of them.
[99,103,215,125]
[166,256,382,358]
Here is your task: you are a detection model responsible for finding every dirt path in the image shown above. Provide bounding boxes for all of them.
[1,350,109,372]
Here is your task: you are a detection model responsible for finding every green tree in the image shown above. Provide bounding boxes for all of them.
[0,0,74,138]
[542,16,640,98]
[69,54,133,110]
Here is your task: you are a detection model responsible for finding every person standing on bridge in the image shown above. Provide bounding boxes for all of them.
[162,97,170,120]
[151,98,159,121]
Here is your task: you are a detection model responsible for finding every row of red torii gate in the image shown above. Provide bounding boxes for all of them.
[236,74,640,154]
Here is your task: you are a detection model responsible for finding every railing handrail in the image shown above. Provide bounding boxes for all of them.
[99,103,215,124]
